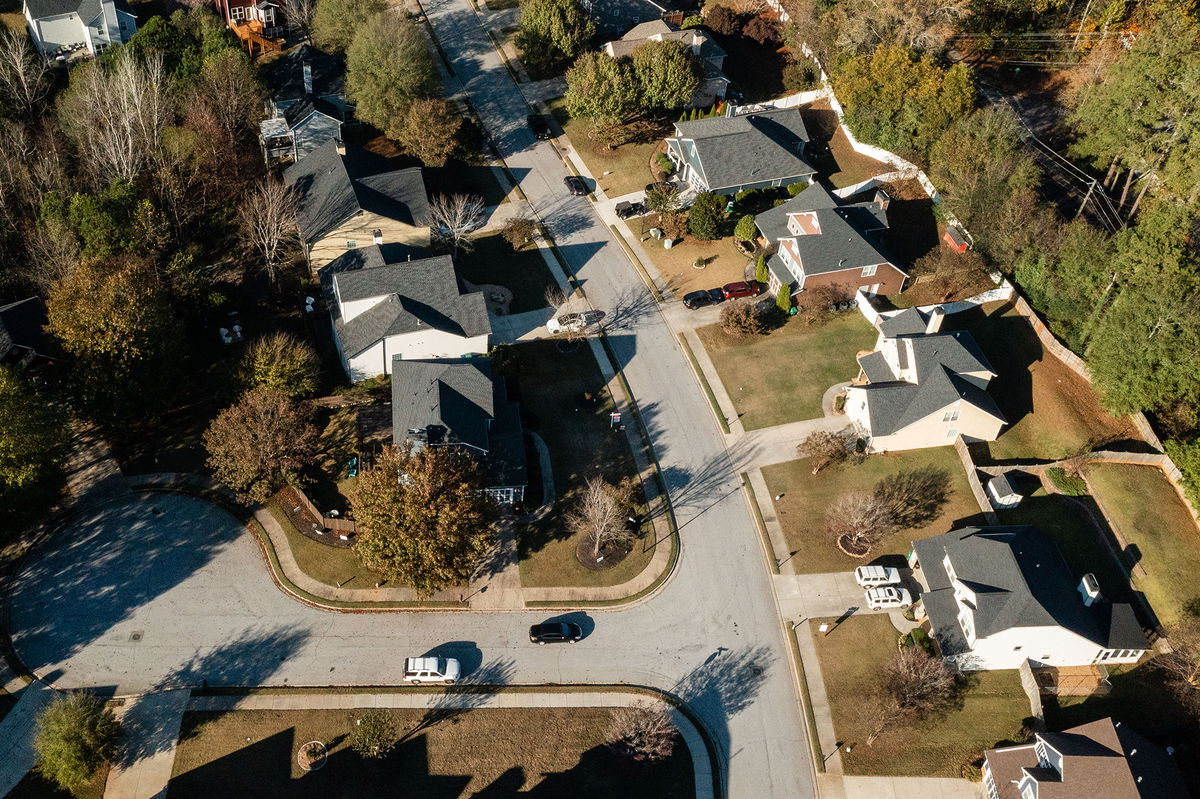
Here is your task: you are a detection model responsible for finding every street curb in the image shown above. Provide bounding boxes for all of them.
[678,334,731,434]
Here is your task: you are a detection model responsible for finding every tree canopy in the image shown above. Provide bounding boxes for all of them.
[346,9,438,137]
[34,692,121,790]
[515,0,596,72]
[237,332,320,398]
[203,388,318,502]
[0,366,65,495]
[312,0,387,52]
[630,40,701,111]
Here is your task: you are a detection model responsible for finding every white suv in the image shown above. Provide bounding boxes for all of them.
[865,586,912,610]
[854,565,902,587]
[403,657,461,685]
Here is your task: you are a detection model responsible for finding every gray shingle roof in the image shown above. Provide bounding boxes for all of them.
[320,249,490,358]
[261,45,344,103]
[607,21,726,61]
[283,96,343,127]
[284,140,429,243]
[0,297,49,360]
[878,307,931,337]
[668,108,814,192]
[755,183,896,277]
[26,0,91,19]
[914,526,1147,653]
[391,357,527,489]
[856,351,894,383]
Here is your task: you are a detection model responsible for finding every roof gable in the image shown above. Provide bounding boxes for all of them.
[669,109,815,191]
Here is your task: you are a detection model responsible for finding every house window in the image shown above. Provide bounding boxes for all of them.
[229,5,245,19]
[861,264,877,277]
[946,428,959,439]
[943,410,960,423]
[346,240,357,249]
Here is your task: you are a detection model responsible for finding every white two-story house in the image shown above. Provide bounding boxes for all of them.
[24,0,135,58]
[912,526,1148,671]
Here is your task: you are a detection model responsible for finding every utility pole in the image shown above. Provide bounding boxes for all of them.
[1075,178,1097,220]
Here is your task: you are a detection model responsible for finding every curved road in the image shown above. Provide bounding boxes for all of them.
[9,2,815,796]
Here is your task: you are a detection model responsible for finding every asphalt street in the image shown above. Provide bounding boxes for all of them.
[8,2,817,796]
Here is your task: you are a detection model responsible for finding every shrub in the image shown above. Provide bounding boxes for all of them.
[34,693,121,789]
[687,192,725,240]
[782,61,819,92]
[681,14,704,29]
[720,300,768,338]
[704,4,740,35]
[776,282,792,313]
[787,181,810,196]
[655,152,675,175]
[238,332,320,399]
[754,253,769,284]
[742,15,780,45]
[734,188,756,202]
[734,214,758,242]
[1047,466,1088,496]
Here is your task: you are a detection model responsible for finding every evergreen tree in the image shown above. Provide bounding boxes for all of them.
[776,282,792,313]
[686,192,724,240]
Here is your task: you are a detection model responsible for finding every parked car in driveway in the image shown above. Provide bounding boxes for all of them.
[529,621,583,645]
[864,586,912,610]
[547,309,603,334]
[403,656,460,684]
[615,200,646,219]
[527,114,552,140]
[722,281,759,300]
[564,175,588,196]
[682,288,725,309]
[854,565,902,587]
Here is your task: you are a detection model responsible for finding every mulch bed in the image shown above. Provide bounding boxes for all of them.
[836,534,871,558]
[277,486,354,549]
[576,536,634,571]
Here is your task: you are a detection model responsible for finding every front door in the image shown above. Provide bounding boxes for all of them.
[868,283,881,294]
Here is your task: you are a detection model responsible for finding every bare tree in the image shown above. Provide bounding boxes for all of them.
[191,49,265,154]
[1155,619,1200,713]
[867,647,959,745]
[567,475,634,559]
[501,213,538,251]
[827,492,897,557]
[798,431,850,474]
[720,300,769,339]
[606,703,678,762]
[427,193,485,253]
[237,180,300,284]
[543,283,567,309]
[283,0,318,39]
[0,28,51,120]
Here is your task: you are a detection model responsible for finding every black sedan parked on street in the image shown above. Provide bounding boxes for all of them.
[529,621,584,645]
[564,175,588,196]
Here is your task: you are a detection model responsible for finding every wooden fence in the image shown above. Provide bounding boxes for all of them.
[290,486,358,535]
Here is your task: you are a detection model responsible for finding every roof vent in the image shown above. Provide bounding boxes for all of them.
[1078,573,1102,607]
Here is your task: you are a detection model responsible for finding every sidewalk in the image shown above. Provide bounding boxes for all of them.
[104,690,191,799]
[0,683,55,797]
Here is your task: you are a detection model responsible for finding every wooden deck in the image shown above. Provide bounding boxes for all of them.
[231,19,283,56]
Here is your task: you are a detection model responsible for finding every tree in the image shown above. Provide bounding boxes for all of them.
[283,0,318,39]
[46,256,182,423]
[825,0,970,55]
[687,192,724,240]
[192,48,265,151]
[566,475,633,559]
[203,389,318,502]
[0,367,65,494]
[644,184,681,217]
[734,214,758,242]
[515,0,596,72]
[754,252,769,283]
[1013,219,1112,351]
[827,492,896,556]
[350,709,400,759]
[392,98,464,167]
[238,333,320,398]
[351,444,497,596]
[606,703,677,762]
[0,27,51,120]
[34,692,121,790]
[426,193,485,252]
[797,431,849,474]
[867,647,959,745]
[564,51,639,131]
[720,300,768,338]
[630,40,700,111]
[501,213,538,250]
[794,284,839,326]
[705,4,741,35]
[312,0,386,52]
[237,179,300,284]
[775,282,792,313]
[346,9,437,132]
[909,246,993,303]
[742,15,780,45]
[873,466,951,528]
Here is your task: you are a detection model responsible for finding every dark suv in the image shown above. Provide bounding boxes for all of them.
[682,288,726,310]
[529,621,583,645]
[527,114,552,140]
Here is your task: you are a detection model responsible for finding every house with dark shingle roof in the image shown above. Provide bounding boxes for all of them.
[391,357,527,504]
[260,45,350,167]
[912,526,1148,671]
[603,19,729,107]
[23,0,135,57]
[0,297,52,370]
[755,183,906,300]
[664,108,816,195]
[285,140,430,272]
[845,302,1004,452]
[982,717,1187,799]
[319,244,490,382]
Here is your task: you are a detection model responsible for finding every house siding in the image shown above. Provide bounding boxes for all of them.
[307,212,430,272]
[345,330,490,382]
[846,391,1004,453]
[946,625,1143,671]
[799,263,905,299]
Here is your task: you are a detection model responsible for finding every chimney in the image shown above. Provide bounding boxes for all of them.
[302,60,313,96]
[335,138,346,156]
[874,188,891,211]
[925,307,945,334]
[1078,573,1102,607]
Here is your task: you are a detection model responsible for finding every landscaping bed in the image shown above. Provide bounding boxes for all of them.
[457,233,557,315]
[763,447,984,573]
[548,99,663,199]
[268,502,383,591]
[169,707,695,798]
[943,302,1140,461]
[507,341,654,588]
[812,614,1029,777]
[696,311,876,428]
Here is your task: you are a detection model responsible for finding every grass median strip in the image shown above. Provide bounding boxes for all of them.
[678,334,729,434]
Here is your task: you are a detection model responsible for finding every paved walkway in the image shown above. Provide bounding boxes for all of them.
[825,775,983,799]
[104,690,191,799]
[0,683,54,796]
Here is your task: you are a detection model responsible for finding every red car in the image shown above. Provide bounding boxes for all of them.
[722,281,759,300]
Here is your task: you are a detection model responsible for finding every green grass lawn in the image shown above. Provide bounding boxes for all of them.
[813,614,1030,777]
[457,233,556,314]
[764,447,985,573]
[548,99,662,199]
[169,707,694,798]
[1086,463,1200,627]
[269,503,384,591]
[697,312,876,429]
[943,302,1139,461]
[508,341,654,588]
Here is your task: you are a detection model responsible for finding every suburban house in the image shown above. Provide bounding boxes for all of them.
[604,19,729,107]
[982,717,1187,799]
[0,297,52,370]
[911,526,1148,671]
[845,305,1005,452]
[285,140,431,272]
[23,0,135,58]
[213,0,284,52]
[664,108,816,195]
[754,183,905,300]
[392,357,527,505]
[260,46,349,165]
[319,244,490,382]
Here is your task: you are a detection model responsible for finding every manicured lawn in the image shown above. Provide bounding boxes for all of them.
[508,341,654,588]
[548,99,662,199]
[457,233,556,314]
[813,614,1029,777]
[268,503,383,590]
[640,234,750,298]
[764,447,985,573]
[169,707,695,798]
[1086,463,1200,627]
[697,311,876,429]
[943,302,1139,461]
[798,102,891,190]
